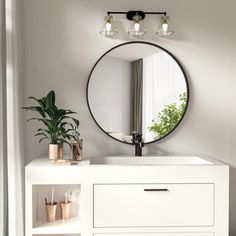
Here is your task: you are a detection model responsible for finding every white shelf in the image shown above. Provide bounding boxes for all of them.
[32,217,81,234]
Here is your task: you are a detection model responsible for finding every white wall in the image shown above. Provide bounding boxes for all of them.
[21,0,236,234]
[89,56,131,135]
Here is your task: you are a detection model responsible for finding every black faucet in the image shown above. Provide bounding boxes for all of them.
[132,132,144,156]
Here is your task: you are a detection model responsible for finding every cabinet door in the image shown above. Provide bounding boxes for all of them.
[94,184,214,227]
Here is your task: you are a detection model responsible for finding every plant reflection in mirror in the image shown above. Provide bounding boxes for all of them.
[148,93,187,139]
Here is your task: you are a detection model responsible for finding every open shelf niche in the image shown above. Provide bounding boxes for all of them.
[32,184,81,235]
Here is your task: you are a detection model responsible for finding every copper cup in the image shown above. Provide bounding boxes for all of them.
[45,202,57,222]
[60,201,71,220]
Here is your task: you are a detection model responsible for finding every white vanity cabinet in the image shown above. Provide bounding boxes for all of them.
[25,157,229,236]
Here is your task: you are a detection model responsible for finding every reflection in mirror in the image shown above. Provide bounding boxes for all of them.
[87,42,189,144]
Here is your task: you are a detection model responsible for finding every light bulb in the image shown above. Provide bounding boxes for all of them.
[106,22,112,31]
[134,21,140,32]
[162,22,168,32]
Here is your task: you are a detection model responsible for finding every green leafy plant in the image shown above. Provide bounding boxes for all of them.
[148,93,187,139]
[22,90,79,145]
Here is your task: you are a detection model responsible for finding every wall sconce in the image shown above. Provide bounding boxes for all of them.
[100,15,118,37]
[100,11,174,38]
[156,16,174,36]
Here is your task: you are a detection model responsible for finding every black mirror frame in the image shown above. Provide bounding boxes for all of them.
[86,41,190,145]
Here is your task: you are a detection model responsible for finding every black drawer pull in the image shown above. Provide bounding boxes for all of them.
[144,188,169,192]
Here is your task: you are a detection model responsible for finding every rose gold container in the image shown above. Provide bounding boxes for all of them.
[60,201,71,220]
[45,202,57,222]
[49,144,64,161]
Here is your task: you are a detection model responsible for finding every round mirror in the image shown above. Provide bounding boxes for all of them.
[87,42,189,144]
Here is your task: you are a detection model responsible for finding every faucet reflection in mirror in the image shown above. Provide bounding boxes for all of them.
[100,11,174,38]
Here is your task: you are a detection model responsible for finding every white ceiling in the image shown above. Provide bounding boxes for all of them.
[107,43,163,61]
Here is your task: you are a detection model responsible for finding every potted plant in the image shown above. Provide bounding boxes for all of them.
[22,90,80,161]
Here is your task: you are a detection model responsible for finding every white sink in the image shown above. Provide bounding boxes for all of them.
[90,156,218,166]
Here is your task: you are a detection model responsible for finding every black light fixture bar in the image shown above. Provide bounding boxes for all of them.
[143,12,167,15]
[107,11,167,21]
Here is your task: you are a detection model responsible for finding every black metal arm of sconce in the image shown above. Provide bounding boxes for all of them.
[107,11,167,20]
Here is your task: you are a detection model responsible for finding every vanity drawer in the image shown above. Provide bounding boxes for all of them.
[94,234,213,236]
[93,184,214,228]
